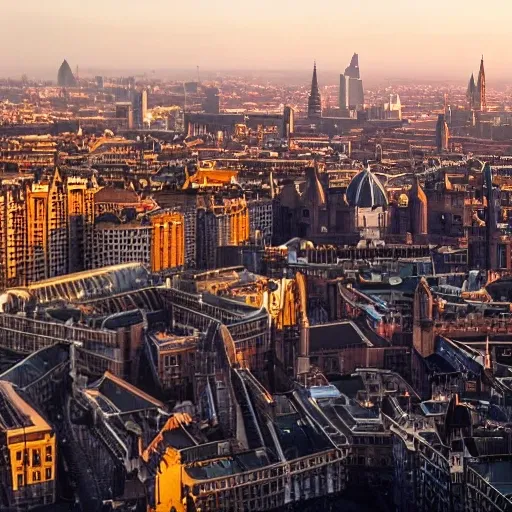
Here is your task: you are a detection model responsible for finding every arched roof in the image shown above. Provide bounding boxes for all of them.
[1,263,151,308]
[346,166,388,208]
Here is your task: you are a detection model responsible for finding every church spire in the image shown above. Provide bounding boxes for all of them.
[477,55,486,111]
[311,61,318,93]
[467,73,476,109]
[307,62,322,119]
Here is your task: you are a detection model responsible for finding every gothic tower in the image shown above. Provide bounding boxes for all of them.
[467,73,476,110]
[307,62,322,119]
[477,55,486,112]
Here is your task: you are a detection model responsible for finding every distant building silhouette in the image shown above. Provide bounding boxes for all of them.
[466,73,476,109]
[116,102,134,129]
[203,87,220,114]
[57,59,77,87]
[307,62,322,119]
[184,82,199,94]
[132,89,148,128]
[95,76,104,89]
[477,56,486,111]
[436,114,449,152]
[339,53,364,111]
[466,56,486,111]
[281,105,295,139]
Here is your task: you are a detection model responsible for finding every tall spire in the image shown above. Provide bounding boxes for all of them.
[307,62,322,119]
[477,55,486,111]
[311,61,318,94]
[467,73,476,109]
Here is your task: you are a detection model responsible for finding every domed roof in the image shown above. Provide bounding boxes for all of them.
[57,59,77,87]
[346,166,387,208]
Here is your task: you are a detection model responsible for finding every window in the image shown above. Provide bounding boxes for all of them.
[45,446,52,462]
[45,468,52,480]
[32,449,41,467]
[32,470,41,482]
[16,451,22,462]
[17,474,23,488]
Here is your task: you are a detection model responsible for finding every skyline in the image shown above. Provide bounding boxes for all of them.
[2,0,512,81]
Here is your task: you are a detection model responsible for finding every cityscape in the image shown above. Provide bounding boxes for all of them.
[2,3,512,512]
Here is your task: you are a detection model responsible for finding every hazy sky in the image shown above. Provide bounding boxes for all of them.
[1,0,510,81]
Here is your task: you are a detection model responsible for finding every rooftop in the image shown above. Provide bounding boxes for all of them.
[472,459,512,498]
[0,381,50,434]
[309,320,387,352]
[0,343,69,389]
[86,371,164,415]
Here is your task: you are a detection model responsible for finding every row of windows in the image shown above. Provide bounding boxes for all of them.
[15,446,52,466]
[17,467,52,487]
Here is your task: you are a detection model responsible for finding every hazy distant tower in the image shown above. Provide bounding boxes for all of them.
[477,56,486,112]
[203,87,221,114]
[467,56,487,111]
[436,114,449,153]
[307,62,322,119]
[57,59,77,87]
[132,89,148,128]
[282,105,295,139]
[467,73,476,109]
[339,53,364,111]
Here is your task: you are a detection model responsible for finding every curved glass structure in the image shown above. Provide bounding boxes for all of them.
[1,263,151,308]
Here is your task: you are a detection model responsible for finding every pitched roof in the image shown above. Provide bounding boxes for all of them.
[94,187,139,204]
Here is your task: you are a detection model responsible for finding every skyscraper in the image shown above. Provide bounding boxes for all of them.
[57,59,77,87]
[281,105,295,139]
[436,114,449,153]
[339,53,364,111]
[307,62,322,119]
[132,89,148,129]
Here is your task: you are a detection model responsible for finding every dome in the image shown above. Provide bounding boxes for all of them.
[346,167,388,208]
[57,59,77,87]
